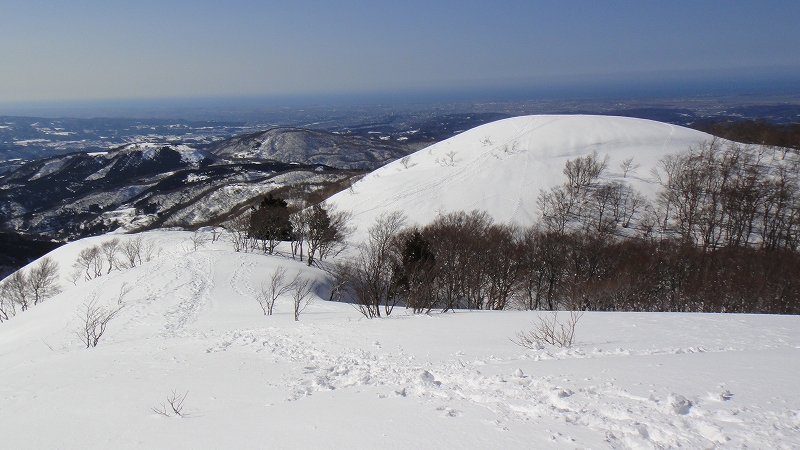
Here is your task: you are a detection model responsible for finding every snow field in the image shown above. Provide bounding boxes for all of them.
[1,230,799,449]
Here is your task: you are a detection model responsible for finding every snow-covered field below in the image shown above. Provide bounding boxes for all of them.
[1,231,798,449]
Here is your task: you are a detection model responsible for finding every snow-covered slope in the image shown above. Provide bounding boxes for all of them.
[330,115,713,238]
[1,231,799,449]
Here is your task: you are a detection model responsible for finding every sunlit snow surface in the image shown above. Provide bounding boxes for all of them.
[330,115,713,239]
[1,231,798,449]
[2,116,798,448]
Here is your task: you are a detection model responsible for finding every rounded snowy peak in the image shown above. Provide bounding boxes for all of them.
[329,114,713,237]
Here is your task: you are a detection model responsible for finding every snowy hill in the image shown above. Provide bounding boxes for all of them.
[1,230,798,448]
[329,115,713,238]
[2,116,799,448]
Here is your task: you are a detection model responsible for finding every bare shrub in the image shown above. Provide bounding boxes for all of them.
[117,282,133,305]
[256,266,293,315]
[512,310,583,349]
[399,156,412,169]
[152,390,189,418]
[76,296,121,348]
[436,150,458,167]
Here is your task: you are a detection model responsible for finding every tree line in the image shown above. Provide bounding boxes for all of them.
[334,140,800,317]
[226,195,352,267]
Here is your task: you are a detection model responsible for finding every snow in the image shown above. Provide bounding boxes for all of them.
[114,143,207,164]
[28,156,72,181]
[1,230,799,449]
[2,116,799,448]
[329,115,713,239]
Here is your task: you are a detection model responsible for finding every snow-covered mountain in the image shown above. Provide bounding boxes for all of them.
[0,125,422,240]
[2,115,799,448]
[208,127,410,170]
[330,115,713,238]
[0,230,798,448]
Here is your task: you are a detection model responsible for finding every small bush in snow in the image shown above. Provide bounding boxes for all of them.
[152,390,189,417]
[512,310,583,349]
[76,296,121,348]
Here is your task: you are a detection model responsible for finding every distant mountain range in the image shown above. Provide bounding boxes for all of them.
[207,127,409,170]
[0,125,431,276]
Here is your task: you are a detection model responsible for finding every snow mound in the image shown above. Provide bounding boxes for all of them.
[329,115,712,239]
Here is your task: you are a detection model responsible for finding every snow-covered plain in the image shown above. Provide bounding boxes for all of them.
[1,231,798,449]
[2,116,799,449]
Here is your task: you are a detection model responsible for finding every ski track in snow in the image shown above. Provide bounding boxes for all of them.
[203,325,797,448]
[134,251,215,339]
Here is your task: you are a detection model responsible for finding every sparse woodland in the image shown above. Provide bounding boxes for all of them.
[334,140,800,316]
[0,235,159,327]
[2,138,799,328]
[227,197,352,267]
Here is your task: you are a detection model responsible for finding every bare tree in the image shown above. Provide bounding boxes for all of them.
[210,226,222,242]
[291,276,315,321]
[342,212,407,318]
[189,230,207,251]
[101,238,120,274]
[225,213,251,253]
[74,246,104,280]
[120,236,143,268]
[76,296,121,348]
[66,267,83,285]
[0,280,17,321]
[255,266,294,315]
[28,257,61,305]
[2,270,31,311]
[142,238,161,262]
[620,156,640,178]
[292,202,352,266]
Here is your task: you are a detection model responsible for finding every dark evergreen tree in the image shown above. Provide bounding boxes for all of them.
[250,194,292,254]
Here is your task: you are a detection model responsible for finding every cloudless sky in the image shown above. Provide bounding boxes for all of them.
[1,0,798,105]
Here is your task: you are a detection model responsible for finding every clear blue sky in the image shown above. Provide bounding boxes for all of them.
[1,0,798,105]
